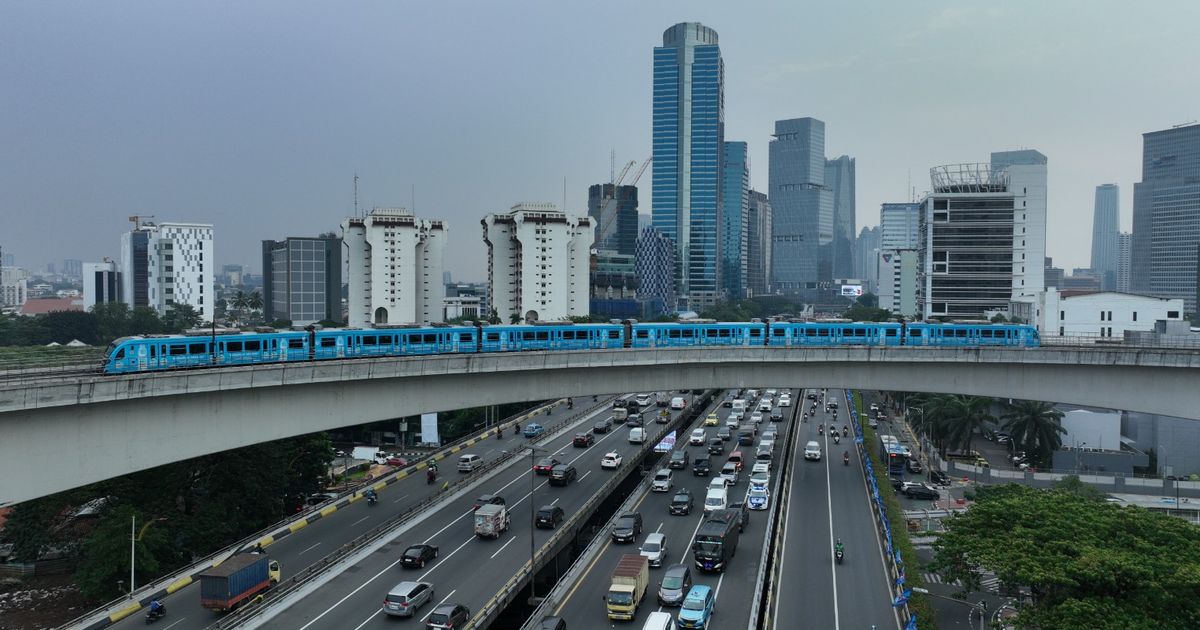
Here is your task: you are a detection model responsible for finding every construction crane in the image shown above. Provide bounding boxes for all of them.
[595,157,651,249]
[128,215,156,230]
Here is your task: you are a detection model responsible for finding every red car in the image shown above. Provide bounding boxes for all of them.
[533,456,561,475]
[387,456,408,467]
[573,433,595,448]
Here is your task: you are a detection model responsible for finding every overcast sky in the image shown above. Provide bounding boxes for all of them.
[3,1,1198,282]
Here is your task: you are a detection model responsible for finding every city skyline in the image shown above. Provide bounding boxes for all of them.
[3,2,1198,281]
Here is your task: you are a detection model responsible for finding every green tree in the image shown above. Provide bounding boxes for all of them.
[248,291,264,311]
[856,292,879,308]
[75,504,171,599]
[92,302,133,343]
[841,304,892,322]
[509,313,521,324]
[1052,474,1108,502]
[129,307,166,336]
[161,303,202,332]
[932,484,1200,629]
[40,310,99,345]
[0,313,49,346]
[1001,400,1066,466]
[990,313,1009,323]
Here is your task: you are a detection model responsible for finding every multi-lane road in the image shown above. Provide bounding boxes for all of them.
[257,394,695,630]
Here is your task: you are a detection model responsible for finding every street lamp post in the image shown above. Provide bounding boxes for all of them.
[504,443,549,605]
[130,515,166,597]
[911,587,988,630]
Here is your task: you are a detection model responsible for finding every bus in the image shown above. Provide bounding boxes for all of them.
[692,510,741,572]
[879,434,908,476]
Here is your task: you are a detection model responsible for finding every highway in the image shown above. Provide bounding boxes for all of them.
[257,393,697,630]
[103,399,593,630]
[773,389,901,629]
[548,389,799,629]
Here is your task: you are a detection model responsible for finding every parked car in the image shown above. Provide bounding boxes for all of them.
[573,432,595,447]
[593,417,613,434]
[473,494,505,511]
[535,504,565,529]
[601,452,623,469]
[692,457,711,477]
[669,449,690,469]
[651,469,674,492]
[533,456,561,475]
[904,482,941,500]
[426,603,470,630]
[669,488,694,515]
[523,422,545,438]
[929,469,951,485]
[401,544,439,568]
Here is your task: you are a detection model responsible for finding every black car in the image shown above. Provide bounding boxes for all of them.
[668,449,690,469]
[929,469,950,485]
[627,413,644,428]
[889,476,905,491]
[906,458,923,473]
[720,501,749,532]
[573,432,595,447]
[903,482,940,500]
[593,417,612,434]
[427,603,470,630]
[610,511,643,543]
[401,544,439,568]
[692,457,711,477]
[549,464,578,486]
[723,393,736,407]
[535,504,565,529]
[473,494,505,511]
[669,488,693,515]
[707,437,724,455]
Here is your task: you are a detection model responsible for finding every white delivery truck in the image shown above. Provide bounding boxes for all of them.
[474,504,511,539]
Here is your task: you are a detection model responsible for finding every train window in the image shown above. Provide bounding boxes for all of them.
[981,330,993,338]
[363,336,377,346]
[227,341,243,352]
[705,329,718,338]
[805,329,816,337]
[377,335,392,345]
[189,343,206,354]
[169,345,188,356]
[609,330,620,339]
[486,333,499,341]
[668,330,680,338]
[320,338,336,347]
[245,340,261,351]
[561,330,575,340]
[115,348,125,359]
[522,332,535,341]
[423,334,438,344]
[459,333,473,342]
[909,329,922,337]
[536,332,548,341]
[149,346,156,358]
[681,329,694,338]
[636,330,649,338]
[289,339,304,348]
[751,329,762,337]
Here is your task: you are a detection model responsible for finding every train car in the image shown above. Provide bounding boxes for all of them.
[628,321,766,348]
[905,323,1039,347]
[478,323,624,352]
[104,329,311,374]
[316,326,478,360]
[767,321,900,347]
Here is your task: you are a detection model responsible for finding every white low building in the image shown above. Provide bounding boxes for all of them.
[342,207,447,327]
[1011,289,1185,338]
[482,203,592,322]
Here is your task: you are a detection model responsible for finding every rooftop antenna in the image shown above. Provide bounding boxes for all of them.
[610,149,616,183]
[563,176,567,212]
[907,169,912,202]
[412,183,416,214]
[353,173,359,217]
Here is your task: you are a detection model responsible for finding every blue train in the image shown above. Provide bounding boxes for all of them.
[101,320,1040,374]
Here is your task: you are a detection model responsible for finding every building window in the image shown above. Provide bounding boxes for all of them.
[1100,311,1106,321]
[1168,311,1180,319]
[1060,311,1065,321]
[1133,312,1137,321]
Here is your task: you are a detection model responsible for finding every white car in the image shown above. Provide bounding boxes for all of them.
[601,452,622,469]
[758,400,773,412]
[749,471,770,488]
[636,394,653,408]
[639,532,669,568]
[709,477,730,490]
[749,411,764,424]
[765,389,778,397]
[870,403,880,412]
[651,468,673,492]
[778,395,791,407]
[804,441,822,461]
[670,397,687,410]
[759,438,775,452]
[748,486,770,510]
[751,461,771,475]
[689,428,707,445]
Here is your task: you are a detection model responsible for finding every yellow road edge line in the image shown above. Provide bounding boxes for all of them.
[553,491,651,616]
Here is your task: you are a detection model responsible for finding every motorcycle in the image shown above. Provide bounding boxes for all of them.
[567,398,574,410]
[145,605,166,624]
[497,428,503,439]
[843,426,849,437]
[835,548,844,564]
[832,433,841,445]
[843,452,850,466]
[367,494,377,506]
[818,424,824,436]
[426,469,437,485]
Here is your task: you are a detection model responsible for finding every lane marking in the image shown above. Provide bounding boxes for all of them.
[298,542,321,555]
[349,610,380,630]
[553,490,652,616]
[422,590,457,622]
[350,515,370,527]
[391,494,409,504]
[161,619,185,630]
[825,392,841,630]
[550,497,560,505]
[491,535,518,559]
[419,536,475,582]
[578,470,592,483]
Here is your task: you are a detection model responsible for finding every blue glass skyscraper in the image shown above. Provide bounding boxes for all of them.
[721,141,749,298]
[652,22,724,309]
[769,117,832,293]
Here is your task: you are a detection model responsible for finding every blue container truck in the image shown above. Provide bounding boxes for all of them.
[199,553,280,612]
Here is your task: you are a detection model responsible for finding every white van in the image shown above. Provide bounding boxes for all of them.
[642,611,674,630]
[670,397,687,410]
[731,399,747,414]
[703,487,728,513]
[629,427,646,444]
[457,453,482,472]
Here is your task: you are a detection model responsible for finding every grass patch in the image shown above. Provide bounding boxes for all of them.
[852,391,938,629]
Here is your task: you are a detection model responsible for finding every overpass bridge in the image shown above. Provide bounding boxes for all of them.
[3,345,1199,505]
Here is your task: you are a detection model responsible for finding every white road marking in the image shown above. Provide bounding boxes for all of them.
[349,610,380,630]
[422,590,457,622]
[491,535,518,559]
[350,515,370,527]
[161,619,185,630]
[298,542,321,555]
[578,470,592,483]
[825,396,842,630]
[391,494,409,504]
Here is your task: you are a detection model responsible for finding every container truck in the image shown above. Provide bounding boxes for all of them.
[199,553,280,612]
[606,554,649,621]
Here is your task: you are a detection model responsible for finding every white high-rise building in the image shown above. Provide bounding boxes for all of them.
[120,222,214,322]
[877,203,921,314]
[483,203,592,322]
[1,266,28,307]
[342,207,447,327]
[82,260,122,311]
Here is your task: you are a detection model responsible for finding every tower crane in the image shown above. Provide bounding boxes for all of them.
[596,157,651,249]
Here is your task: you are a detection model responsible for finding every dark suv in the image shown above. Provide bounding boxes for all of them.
[611,511,643,543]
[668,450,690,469]
[707,437,724,455]
[427,603,470,629]
[692,457,711,477]
[549,464,578,486]
[535,504,565,528]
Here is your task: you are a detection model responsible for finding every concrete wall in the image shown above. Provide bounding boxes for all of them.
[3,345,1200,505]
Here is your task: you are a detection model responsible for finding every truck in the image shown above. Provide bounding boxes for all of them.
[656,392,670,407]
[606,554,649,621]
[474,503,511,539]
[199,553,280,612]
[351,446,386,465]
[692,510,741,572]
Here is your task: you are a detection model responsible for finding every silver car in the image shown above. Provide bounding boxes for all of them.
[639,532,669,567]
[382,580,434,617]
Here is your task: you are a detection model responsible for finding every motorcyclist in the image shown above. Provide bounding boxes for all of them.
[567,397,574,409]
[833,432,841,444]
[835,539,845,556]
[843,426,849,437]
[426,467,437,484]
[365,488,377,505]
[818,423,824,435]
[497,427,503,439]
[514,422,520,433]
[843,451,850,465]
[149,600,165,617]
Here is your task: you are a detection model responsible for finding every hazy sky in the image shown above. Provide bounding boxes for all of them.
[3,1,1198,282]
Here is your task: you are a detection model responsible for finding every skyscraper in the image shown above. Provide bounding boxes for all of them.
[652,22,724,309]
[343,207,446,327]
[588,183,639,257]
[483,203,592,322]
[261,236,343,325]
[854,226,880,293]
[826,155,856,280]
[769,117,832,294]
[120,221,215,322]
[746,190,773,296]
[1090,183,1120,290]
[1116,232,1132,293]
[1131,123,1200,311]
[720,141,750,298]
[636,226,677,315]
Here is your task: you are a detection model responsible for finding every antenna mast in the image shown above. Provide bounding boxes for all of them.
[354,173,359,217]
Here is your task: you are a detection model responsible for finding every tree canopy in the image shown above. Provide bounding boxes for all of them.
[932,484,1200,629]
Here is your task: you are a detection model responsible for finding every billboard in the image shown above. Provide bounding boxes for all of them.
[420,413,440,446]
[654,430,677,453]
[840,285,864,297]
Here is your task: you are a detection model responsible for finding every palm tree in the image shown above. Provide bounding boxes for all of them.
[942,395,995,454]
[248,291,263,312]
[1001,400,1065,467]
[230,290,249,323]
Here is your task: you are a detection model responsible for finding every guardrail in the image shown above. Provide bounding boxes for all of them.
[514,391,718,630]
[62,398,572,630]
[205,397,608,629]
[751,390,803,629]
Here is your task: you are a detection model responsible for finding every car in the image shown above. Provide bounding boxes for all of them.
[709,477,730,491]
[677,585,716,628]
[692,457,711,477]
[573,432,594,447]
[670,488,693,515]
[746,389,759,399]
[689,428,707,445]
[804,441,822,461]
[807,392,818,400]
[725,501,750,532]
[305,492,339,506]
[651,468,675,492]
[750,411,764,424]
[387,456,409,467]
[769,408,784,421]
[549,464,578,486]
[906,458,924,473]
[628,427,646,443]
[533,456,561,474]
[383,580,434,618]
[668,449,690,469]
[426,602,470,629]
[748,486,770,510]
[639,532,669,568]
[759,439,775,453]
[758,400,773,412]
[592,417,612,434]
[728,410,744,425]
[778,394,791,407]
[655,410,671,424]
[473,494,505,511]
[523,422,545,438]
[749,471,770,488]
[719,462,739,486]
[670,397,687,410]
[994,431,1012,445]
[751,461,770,475]
[867,416,878,429]
[538,616,567,630]
[716,426,732,441]
[704,413,720,426]
[657,563,693,606]
[401,544,439,568]
[535,504,565,528]
[627,413,644,428]
[904,482,941,500]
[765,389,778,397]
[611,511,643,543]
[869,403,879,412]
[722,393,736,408]
[707,437,724,455]
[636,394,653,408]
[876,413,888,422]
[761,429,777,442]
[601,452,622,469]
[929,469,951,485]
[727,450,744,471]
